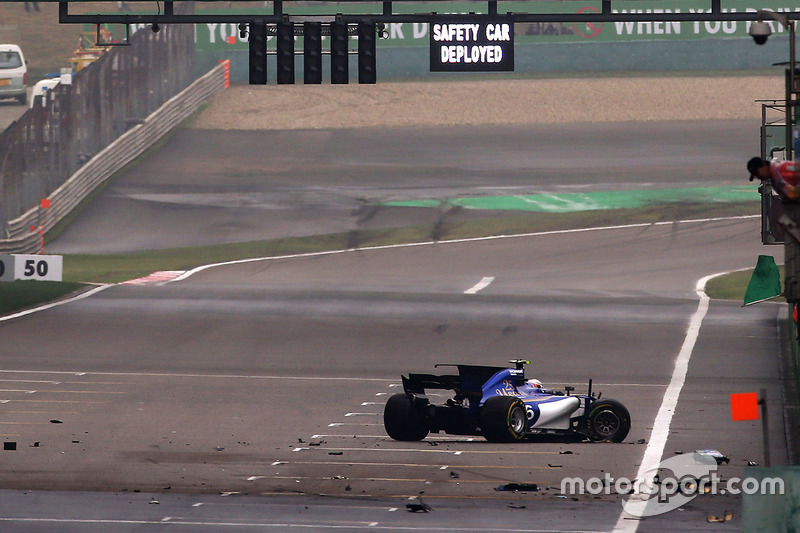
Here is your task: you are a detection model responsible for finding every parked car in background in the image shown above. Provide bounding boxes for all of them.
[0,44,28,106]
[30,78,59,108]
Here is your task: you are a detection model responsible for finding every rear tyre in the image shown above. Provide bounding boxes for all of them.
[17,92,26,106]
[480,396,527,443]
[587,399,631,442]
[384,393,429,441]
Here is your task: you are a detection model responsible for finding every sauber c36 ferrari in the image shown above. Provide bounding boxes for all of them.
[384,360,631,443]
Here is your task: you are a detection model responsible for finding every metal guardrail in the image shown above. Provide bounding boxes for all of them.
[0,2,231,254]
[0,62,228,254]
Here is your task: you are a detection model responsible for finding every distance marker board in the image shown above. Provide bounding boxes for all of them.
[0,254,63,282]
[430,19,514,72]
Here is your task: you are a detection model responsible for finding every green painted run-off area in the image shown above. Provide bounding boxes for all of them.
[383,186,757,213]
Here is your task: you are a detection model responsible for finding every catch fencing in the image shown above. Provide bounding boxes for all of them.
[0,2,199,252]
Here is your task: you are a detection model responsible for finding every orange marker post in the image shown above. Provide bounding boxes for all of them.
[37,198,50,255]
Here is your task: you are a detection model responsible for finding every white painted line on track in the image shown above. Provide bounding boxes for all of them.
[612,270,726,532]
[328,423,381,427]
[464,276,495,294]
[0,369,393,382]
[0,284,111,323]
[295,446,557,455]
[0,518,600,532]
[0,215,758,326]
[310,434,478,441]
[166,215,759,284]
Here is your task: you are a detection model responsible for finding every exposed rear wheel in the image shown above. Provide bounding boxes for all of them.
[587,399,631,442]
[480,396,527,442]
[384,393,429,441]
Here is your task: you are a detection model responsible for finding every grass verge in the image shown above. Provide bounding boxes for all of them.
[0,280,86,316]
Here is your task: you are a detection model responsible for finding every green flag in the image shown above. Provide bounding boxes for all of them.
[743,255,782,306]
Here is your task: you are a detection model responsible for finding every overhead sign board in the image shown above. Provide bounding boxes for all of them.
[430,19,514,72]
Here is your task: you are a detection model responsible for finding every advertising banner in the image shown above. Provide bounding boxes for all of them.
[89,2,800,51]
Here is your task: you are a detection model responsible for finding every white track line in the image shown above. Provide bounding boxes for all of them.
[0,518,599,532]
[166,215,758,284]
[0,284,111,323]
[611,270,728,532]
[0,216,758,327]
[464,276,495,294]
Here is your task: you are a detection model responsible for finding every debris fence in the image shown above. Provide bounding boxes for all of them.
[0,2,196,241]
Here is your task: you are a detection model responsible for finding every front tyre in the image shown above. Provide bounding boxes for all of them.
[587,399,631,442]
[480,396,527,443]
[384,393,429,441]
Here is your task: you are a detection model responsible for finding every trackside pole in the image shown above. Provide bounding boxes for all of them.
[730,390,770,467]
[760,388,771,467]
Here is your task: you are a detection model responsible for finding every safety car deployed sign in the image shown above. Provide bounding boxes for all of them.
[430,19,514,72]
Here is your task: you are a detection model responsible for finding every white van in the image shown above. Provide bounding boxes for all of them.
[0,44,28,106]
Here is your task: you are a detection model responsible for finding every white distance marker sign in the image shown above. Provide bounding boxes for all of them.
[0,254,63,282]
[430,19,514,72]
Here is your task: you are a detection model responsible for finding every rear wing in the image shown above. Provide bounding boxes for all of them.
[401,364,514,396]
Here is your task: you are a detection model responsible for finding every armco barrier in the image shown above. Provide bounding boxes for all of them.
[0,62,228,254]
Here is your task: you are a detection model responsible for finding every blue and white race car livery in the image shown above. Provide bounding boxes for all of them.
[384,360,631,443]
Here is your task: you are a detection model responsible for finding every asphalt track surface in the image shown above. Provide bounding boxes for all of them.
[0,120,789,532]
[49,119,759,253]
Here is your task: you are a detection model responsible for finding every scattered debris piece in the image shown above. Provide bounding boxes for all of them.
[747,461,759,466]
[495,483,539,492]
[696,449,729,465]
[213,447,225,452]
[149,499,160,505]
[30,442,40,448]
[309,441,325,447]
[49,420,62,424]
[72,440,80,444]
[559,450,573,455]
[449,471,460,479]
[674,450,683,454]
[547,464,562,468]
[332,475,347,480]
[636,439,646,444]
[507,504,526,509]
[4,442,16,451]
[297,438,304,444]
[707,510,733,523]
[406,496,432,513]
[428,442,438,447]
[345,485,351,491]
[328,451,343,456]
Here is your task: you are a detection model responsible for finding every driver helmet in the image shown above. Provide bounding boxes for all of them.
[527,378,542,389]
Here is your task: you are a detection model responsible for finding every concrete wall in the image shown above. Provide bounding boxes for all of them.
[741,466,800,532]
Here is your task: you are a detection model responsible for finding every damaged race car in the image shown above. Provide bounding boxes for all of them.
[384,360,630,443]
